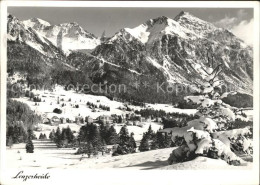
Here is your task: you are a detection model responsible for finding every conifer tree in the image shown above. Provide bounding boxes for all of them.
[55,127,62,148]
[99,123,109,144]
[163,133,172,148]
[107,126,119,145]
[146,125,153,138]
[86,143,94,158]
[139,133,150,152]
[27,128,34,140]
[49,129,55,141]
[61,128,68,141]
[25,139,34,153]
[92,126,102,151]
[118,116,122,123]
[66,126,74,143]
[150,131,160,150]
[13,125,20,143]
[118,125,130,145]
[129,132,137,152]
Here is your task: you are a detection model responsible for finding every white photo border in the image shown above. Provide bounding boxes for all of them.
[0,1,259,185]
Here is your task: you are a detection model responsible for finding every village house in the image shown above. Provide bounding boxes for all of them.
[60,117,66,124]
[125,113,130,120]
[146,116,152,122]
[66,118,73,123]
[136,116,146,123]
[43,118,51,125]
[51,116,61,126]
[98,115,113,124]
[75,116,84,124]
[121,115,126,123]
[126,120,134,126]
[85,116,93,124]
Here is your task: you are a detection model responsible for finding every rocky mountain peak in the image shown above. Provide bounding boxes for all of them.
[30,17,51,26]
[174,11,218,36]
[149,16,169,25]
[59,22,80,27]
[23,17,51,29]
[173,11,190,21]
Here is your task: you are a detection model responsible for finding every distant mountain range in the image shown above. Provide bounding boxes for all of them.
[7,11,253,103]
[22,17,100,54]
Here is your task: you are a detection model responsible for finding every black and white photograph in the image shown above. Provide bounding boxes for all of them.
[0,1,259,185]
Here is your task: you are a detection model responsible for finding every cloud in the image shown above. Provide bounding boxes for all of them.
[214,16,237,29]
[237,9,247,19]
[213,9,253,46]
[231,18,253,46]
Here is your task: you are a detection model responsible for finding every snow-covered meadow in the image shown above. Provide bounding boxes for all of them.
[6,140,252,170]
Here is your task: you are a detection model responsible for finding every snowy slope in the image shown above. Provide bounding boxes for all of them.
[13,85,195,141]
[6,141,252,170]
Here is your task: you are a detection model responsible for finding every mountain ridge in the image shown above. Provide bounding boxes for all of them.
[87,12,252,96]
[7,11,253,104]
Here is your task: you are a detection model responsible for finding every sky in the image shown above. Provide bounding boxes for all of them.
[8,7,254,45]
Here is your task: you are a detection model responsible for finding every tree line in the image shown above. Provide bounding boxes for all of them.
[6,99,41,146]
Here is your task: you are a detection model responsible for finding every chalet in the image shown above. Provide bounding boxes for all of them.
[75,116,84,124]
[146,116,152,122]
[136,122,144,127]
[43,118,51,125]
[126,121,133,126]
[98,115,113,124]
[133,114,141,120]
[125,113,130,120]
[60,117,66,124]
[35,126,43,131]
[34,123,43,131]
[137,116,146,123]
[66,118,73,123]
[217,123,225,130]
[85,116,93,124]
[120,115,126,123]
[133,120,140,126]
[51,116,60,126]
[129,113,136,120]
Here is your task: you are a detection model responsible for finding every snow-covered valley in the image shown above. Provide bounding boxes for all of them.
[13,85,196,141]
[7,85,253,170]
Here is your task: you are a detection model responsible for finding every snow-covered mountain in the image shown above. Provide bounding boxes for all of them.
[7,13,77,84]
[86,11,253,98]
[23,18,101,54]
[7,11,253,103]
[7,14,64,58]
